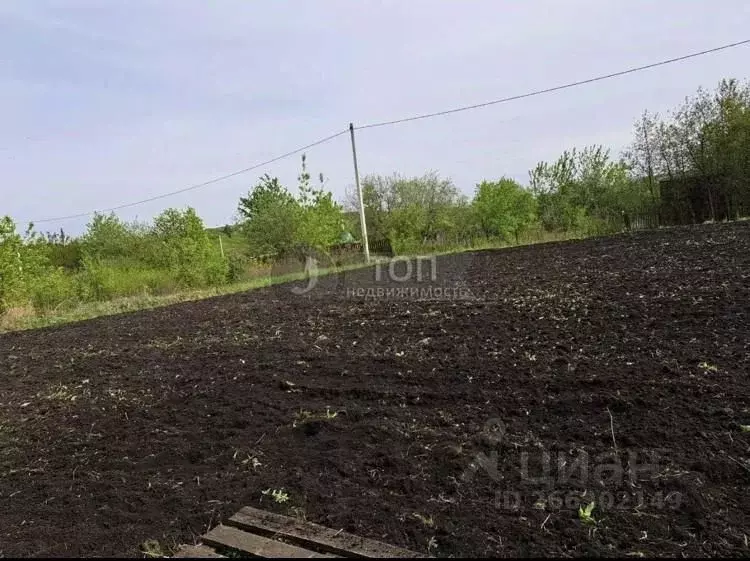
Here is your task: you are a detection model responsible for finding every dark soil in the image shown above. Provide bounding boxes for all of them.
[1,222,749,558]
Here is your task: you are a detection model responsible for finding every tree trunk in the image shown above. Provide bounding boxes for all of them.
[707,183,716,221]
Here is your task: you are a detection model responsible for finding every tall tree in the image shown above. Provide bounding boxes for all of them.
[238,174,296,222]
[624,110,660,216]
[530,145,632,233]
[345,171,464,251]
[472,178,537,242]
[238,155,346,257]
[635,78,750,223]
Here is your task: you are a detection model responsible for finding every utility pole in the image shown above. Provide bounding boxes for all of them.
[218,235,225,259]
[349,123,370,264]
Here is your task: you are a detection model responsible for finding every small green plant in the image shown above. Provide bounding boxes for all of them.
[578,501,596,525]
[324,406,338,419]
[140,539,168,558]
[262,488,290,504]
[292,407,341,427]
[292,410,312,427]
[699,361,718,373]
[740,425,750,433]
[413,513,435,528]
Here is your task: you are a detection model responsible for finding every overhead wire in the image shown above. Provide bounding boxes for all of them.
[354,39,750,130]
[27,38,750,224]
[31,128,349,224]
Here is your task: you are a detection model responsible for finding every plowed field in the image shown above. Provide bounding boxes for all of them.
[1,222,749,557]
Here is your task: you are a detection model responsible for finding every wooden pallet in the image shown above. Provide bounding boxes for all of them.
[173,505,423,558]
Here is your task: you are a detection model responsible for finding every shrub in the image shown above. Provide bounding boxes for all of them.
[77,258,183,301]
[150,208,228,288]
[29,268,78,312]
[227,253,250,282]
[0,217,55,313]
[0,217,25,313]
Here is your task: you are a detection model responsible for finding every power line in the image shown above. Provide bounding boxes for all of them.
[31,128,349,224]
[355,39,750,130]
[28,38,750,225]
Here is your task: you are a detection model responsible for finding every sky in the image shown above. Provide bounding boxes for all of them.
[1,0,749,235]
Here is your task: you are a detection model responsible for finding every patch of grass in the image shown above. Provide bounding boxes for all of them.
[0,262,371,333]
[0,305,35,331]
[0,230,597,334]
[292,407,342,428]
[413,513,435,528]
[205,227,247,259]
[404,228,581,259]
[140,539,170,558]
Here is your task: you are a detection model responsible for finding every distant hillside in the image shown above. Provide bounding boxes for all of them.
[205,225,247,259]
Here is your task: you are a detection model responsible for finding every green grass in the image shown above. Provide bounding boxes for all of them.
[205,226,248,260]
[0,262,370,333]
[0,228,607,334]
[400,228,582,259]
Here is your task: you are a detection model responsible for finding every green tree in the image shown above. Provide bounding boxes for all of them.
[529,149,582,231]
[238,174,296,222]
[238,155,345,257]
[0,217,54,312]
[296,154,345,250]
[624,110,661,217]
[473,178,537,242]
[0,216,25,312]
[239,170,299,257]
[345,171,464,252]
[80,213,134,261]
[151,207,227,287]
[695,79,750,218]
[631,78,750,223]
[530,145,632,233]
[344,174,393,244]
[239,175,302,257]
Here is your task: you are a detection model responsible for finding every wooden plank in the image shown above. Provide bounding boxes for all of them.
[173,544,225,558]
[228,506,422,558]
[202,524,337,558]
